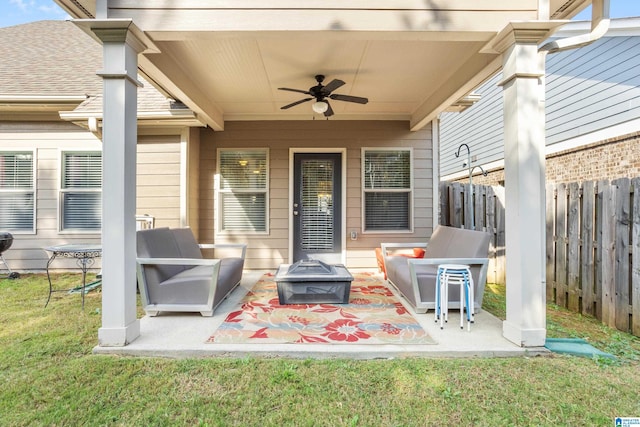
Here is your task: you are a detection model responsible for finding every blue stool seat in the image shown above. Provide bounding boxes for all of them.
[435,264,474,331]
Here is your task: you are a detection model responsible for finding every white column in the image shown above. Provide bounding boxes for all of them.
[493,26,549,347]
[91,22,147,346]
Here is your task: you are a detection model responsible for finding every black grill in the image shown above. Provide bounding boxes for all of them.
[0,232,13,254]
[0,232,20,279]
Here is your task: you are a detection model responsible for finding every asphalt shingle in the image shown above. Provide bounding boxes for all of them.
[0,20,174,112]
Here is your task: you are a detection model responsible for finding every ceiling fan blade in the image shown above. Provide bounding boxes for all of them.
[322,79,345,94]
[280,98,313,110]
[329,94,369,104]
[324,100,334,117]
[278,87,311,95]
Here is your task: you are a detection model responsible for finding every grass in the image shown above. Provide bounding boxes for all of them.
[1,274,640,426]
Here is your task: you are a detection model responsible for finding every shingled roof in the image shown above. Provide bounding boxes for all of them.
[0,20,102,97]
[0,20,186,116]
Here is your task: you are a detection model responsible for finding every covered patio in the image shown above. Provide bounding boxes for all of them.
[93,270,540,358]
[50,0,609,353]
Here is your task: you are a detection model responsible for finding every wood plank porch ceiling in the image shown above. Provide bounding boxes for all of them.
[55,0,589,131]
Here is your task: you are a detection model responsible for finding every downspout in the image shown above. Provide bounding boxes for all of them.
[540,0,610,53]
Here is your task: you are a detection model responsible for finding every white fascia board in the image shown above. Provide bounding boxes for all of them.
[0,95,87,112]
[59,109,207,127]
[552,17,640,38]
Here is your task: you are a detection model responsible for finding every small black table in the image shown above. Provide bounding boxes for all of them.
[44,244,102,309]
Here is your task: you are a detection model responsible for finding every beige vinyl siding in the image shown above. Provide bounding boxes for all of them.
[0,122,102,271]
[136,135,182,229]
[186,128,201,239]
[198,120,433,270]
[0,123,185,272]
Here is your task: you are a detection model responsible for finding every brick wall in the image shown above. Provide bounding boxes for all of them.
[453,131,640,185]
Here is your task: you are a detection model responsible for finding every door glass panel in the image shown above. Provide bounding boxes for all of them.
[301,159,333,251]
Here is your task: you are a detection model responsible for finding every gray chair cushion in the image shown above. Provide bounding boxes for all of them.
[171,227,203,263]
[137,227,185,284]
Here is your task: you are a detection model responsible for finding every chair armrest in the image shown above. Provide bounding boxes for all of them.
[407,257,490,298]
[198,243,247,259]
[136,257,221,267]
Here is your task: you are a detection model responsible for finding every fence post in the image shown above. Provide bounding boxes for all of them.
[450,182,464,228]
[474,184,485,230]
[614,178,631,332]
[567,182,581,311]
[600,181,616,328]
[439,181,449,226]
[546,183,556,302]
[464,183,473,230]
[632,178,640,336]
[486,185,497,284]
[581,181,596,316]
[494,185,506,285]
[556,183,568,308]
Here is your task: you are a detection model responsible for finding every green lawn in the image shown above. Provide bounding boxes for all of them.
[1,274,639,426]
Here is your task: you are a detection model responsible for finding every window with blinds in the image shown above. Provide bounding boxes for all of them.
[218,149,268,232]
[362,148,412,232]
[0,152,35,233]
[60,151,102,232]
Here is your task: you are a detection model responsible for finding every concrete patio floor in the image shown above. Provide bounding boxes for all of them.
[93,270,548,359]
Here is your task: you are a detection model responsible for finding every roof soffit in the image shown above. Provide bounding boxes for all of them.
[54,0,591,130]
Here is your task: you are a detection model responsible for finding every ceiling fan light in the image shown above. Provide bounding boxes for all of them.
[312,101,328,114]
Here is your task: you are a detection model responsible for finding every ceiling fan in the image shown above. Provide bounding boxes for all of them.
[278,74,368,117]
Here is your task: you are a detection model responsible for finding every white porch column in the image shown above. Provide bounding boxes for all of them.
[90,21,147,346]
[492,24,551,347]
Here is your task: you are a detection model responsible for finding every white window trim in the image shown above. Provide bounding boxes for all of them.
[0,150,36,235]
[216,148,270,235]
[361,147,414,234]
[58,150,102,234]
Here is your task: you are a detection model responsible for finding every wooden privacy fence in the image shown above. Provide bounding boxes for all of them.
[547,178,640,337]
[440,179,640,337]
[439,181,506,285]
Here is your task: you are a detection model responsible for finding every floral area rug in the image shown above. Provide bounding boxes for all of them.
[206,272,435,345]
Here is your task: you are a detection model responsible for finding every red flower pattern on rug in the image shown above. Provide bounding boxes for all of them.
[206,272,435,345]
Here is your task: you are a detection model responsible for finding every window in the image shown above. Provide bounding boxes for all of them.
[60,151,102,232]
[362,148,412,232]
[0,152,35,233]
[218,149,268,233]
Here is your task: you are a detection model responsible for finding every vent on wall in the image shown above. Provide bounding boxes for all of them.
[552,0,588,19]
[68,0,95,18]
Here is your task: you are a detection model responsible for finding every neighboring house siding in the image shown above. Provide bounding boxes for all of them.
[439,72,503,175]
[546,36,640,145]
[198,120,433,270]
[439,34,640,180]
